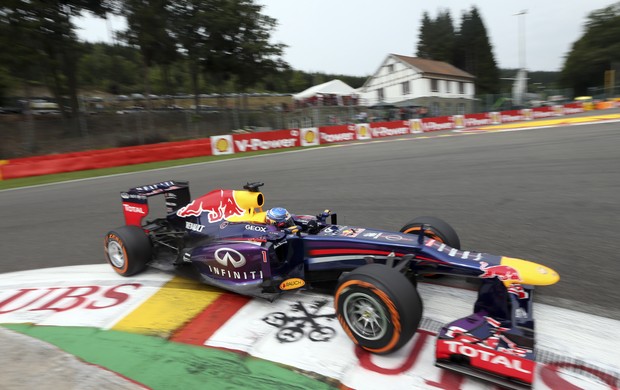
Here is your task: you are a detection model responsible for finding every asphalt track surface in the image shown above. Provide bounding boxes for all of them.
[1,116,619,322]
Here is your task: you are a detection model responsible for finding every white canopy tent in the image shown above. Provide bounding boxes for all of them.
[293,79,357,100]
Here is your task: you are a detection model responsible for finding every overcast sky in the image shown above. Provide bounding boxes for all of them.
[74,0,616,76]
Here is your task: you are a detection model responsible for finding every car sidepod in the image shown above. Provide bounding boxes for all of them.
[188,234,306,300]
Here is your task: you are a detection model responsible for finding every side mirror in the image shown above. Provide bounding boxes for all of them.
[307,220,319,234]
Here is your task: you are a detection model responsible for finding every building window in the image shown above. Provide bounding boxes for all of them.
[459,82,465,94]
[431,79,439,92]
[387,64,394,73]
[402,81,410,95]
[377,88,384,101]
[446,81,451,94]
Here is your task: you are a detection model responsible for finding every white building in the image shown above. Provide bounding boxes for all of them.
[358,54,476,115]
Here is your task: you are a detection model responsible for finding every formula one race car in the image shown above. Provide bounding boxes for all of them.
[104,181,559,389]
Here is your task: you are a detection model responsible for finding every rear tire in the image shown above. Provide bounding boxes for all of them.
[334,264,422,354]
[400,216,460,249]
[104,226,152,276]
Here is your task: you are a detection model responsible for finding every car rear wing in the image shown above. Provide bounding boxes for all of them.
[120,180,191,226]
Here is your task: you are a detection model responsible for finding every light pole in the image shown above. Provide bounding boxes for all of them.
[515,10,527,70]
[513,10,528,106]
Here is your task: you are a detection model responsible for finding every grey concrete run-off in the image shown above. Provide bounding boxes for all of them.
[0,327,144,390]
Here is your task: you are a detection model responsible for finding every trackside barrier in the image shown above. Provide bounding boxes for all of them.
[1,138,212,180]
[0,103,591,180]
[0,160,8,181]
[210,129,301,155]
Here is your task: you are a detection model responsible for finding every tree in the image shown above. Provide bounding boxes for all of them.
[416,12,433,59]
[165,0,287,110]
[201,0,287,92]
[0,2,42,103]
[166,0,208,108]
[416,7,499,94]
[1,0,111,137]
[453,7,500,94]
[561,3,620,95]
[78,43,142,93]
[119,0,178,108]
[416,9,455,63]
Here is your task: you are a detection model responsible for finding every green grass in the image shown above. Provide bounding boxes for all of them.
[2,324,338,390]
[0,146,318,191]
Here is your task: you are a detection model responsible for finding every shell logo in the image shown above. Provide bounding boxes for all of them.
[410,119,423,133]
[211,135,233,155]
[453,115,464,128]
[490,112,501,124]
[215,137,229,153]
[300,128,319,146]
[358,125,368,138]
[304,130,316,144]
[280,278,305,291]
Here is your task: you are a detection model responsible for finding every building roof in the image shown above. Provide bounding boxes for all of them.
[391,54,474,80]
[292,79,357,100]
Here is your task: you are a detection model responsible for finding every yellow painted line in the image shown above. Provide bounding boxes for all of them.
[563,114,620,122]
[112,275,223,337]
[478,113,620,131]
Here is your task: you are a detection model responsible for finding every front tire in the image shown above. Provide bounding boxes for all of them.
[104,225,152,276]
[400,216,460,249]
[334,264,422,354]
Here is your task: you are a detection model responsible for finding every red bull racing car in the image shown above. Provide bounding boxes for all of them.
[104,180,560,389]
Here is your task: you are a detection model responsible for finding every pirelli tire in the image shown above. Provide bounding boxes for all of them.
[399,216,461,249]
[104,225,152,276]
[334,263,422,355]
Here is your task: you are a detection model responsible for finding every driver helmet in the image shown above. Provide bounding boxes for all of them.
[266,207,293,228]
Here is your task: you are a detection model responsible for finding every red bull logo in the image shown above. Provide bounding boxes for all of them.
[484,316,508,330]
[176,190,245,223]
[479,261,521,282]
[508,284,529,299]
[485,317,532,357]
[443,317,532,364]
